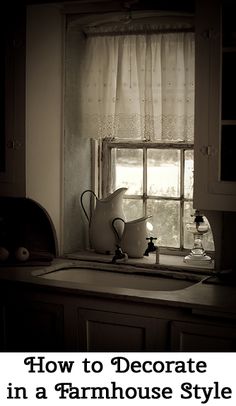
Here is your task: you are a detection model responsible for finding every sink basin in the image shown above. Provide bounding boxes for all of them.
[36,266,199,291]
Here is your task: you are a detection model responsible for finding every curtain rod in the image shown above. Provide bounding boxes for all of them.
[84,27,194,37]
[67,10,194,28]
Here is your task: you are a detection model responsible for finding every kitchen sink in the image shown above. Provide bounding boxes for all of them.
[35,265,202,292]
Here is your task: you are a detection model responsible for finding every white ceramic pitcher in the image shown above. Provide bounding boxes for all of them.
[112,216,151,258]
[80,188,127,254]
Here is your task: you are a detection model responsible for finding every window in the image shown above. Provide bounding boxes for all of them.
[100,140,214,253]
[71,13,214,254]
[101,140,197,251]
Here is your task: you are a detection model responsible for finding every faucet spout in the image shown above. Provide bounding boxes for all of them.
[112,245,128,263]
[144,237,157,256]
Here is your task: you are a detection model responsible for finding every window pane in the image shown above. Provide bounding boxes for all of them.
[123,199,143,221]
[184,150,194,199]
[111,149,143,195]
[147,200,180,248]
[147,149,180,197]
[184,202,215,251]
[183,201,195,249]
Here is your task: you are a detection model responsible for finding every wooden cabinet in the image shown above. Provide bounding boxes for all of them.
[0,283,169,352]
[1,280,236,352]
[171,320,236,351]
[194,0,236,211]
[1,295,64,352]
[0,305,5,350]
[0,10,26,197]
[0,287,65,351]
[76,308,168,352]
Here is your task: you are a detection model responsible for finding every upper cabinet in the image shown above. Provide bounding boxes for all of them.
[0,10,26,197]
[194,0,236,211]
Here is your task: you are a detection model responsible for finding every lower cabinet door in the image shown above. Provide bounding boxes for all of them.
[3,300,64,351]
[77,308,168,352]
[171,321,236,351]
[0,305,4,350]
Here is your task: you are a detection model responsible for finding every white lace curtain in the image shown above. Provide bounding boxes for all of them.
[78,27,195,142]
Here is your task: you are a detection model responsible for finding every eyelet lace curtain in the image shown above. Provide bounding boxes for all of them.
[77,25,195,142]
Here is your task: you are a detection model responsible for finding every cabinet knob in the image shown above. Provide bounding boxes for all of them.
[200,145,217,156]
[7,139,22,150]
[201,29,219,39]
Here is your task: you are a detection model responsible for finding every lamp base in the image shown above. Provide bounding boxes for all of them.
[184,253,212,266]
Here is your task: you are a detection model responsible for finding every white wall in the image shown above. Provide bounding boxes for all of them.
[26,4,64,252]
[63,23,91,253]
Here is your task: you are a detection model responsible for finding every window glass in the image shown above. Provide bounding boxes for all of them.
[147,199,180,248]
[111,148,143,195]
[183,201,195,249]
[122,199,144,221]
[147,149,180,197]
[184,150,194,199]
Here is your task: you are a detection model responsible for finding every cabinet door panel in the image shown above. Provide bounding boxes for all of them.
[194,0,236,211]
[0,11,26,197]
[0,305,4,350]
[3,301,64,351]
[171,321,236,351]
[77,308,168,352]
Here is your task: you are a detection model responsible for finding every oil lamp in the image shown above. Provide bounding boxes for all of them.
[184,210,212,265]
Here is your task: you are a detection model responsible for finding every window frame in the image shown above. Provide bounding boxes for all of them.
[98,138,195,255]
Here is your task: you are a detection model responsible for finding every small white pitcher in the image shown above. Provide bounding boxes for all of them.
[112,216,151,258]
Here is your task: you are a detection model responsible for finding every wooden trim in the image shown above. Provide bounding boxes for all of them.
[103,140,193,149]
